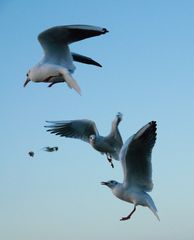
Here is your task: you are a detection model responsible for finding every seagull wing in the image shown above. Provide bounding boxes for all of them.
[38,25,108,55]
[42,147,54,152]
[105,113,123,159]
[72,52,102,67]
[45,119,99,143]
[38,25,108,71]
[120,121,157,192]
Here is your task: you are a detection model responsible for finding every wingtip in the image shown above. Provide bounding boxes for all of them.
[155,212,160,221]
[148,121,157,137]
[117,112,123,118]
[45,120,53,124]
[103,28,109,33]
[96,62,102,67]
[116,112,123,123]
[89,59,102,67]
[149,121,157,129]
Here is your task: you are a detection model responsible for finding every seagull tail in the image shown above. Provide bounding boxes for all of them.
[61,69,81,95]
[146,195,160,221]
[149,207,160,221]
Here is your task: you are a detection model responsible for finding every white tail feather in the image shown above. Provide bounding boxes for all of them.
[148,206,160,221]
[61,69,81,95]
[146,194,160,221]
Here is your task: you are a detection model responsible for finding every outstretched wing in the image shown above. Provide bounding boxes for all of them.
[45,119,99,143]
[38,25,108,53]
[105,112,123,159]
[120,121,157,192]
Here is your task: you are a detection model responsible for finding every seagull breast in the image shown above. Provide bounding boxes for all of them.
[91,136,114,154]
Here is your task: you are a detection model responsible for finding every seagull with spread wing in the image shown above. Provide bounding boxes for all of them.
[45,113,123,168]
[101,121,160,221]
[24,24,108,94]
[42,146,58,152]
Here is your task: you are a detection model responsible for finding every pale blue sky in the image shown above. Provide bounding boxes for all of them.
[0,0,194,239]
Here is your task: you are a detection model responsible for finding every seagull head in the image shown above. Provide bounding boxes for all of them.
[24,71,31,87]
[89,134,96,145]
[101,180,118,189]
[24,65,44,86]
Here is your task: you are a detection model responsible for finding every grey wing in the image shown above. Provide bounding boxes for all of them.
[110,112,123,151]
[38,25,108,53]
[120,121,157,192]
[45,119,99,143]
[114,130,123,152]
[72,52,102,67]
[105,130,123,160]
[105,112,123,158]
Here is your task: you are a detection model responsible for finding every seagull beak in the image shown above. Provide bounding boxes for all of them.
[101,181,108,186]
[23,78,31,87]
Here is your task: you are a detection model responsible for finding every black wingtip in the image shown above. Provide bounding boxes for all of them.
[150,121,157,127]
[149,121,157,130]
[44,121,50,128]
[96,63,102,67]
[102,28,109,33]
[149,121,157,137]
[93,61,102,67]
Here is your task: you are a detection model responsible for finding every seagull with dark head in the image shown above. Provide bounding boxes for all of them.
[28,151,34,157]
[45,113,123,168]
[24,24,108,94]
[101,121,160,221]
[42,146,59,152]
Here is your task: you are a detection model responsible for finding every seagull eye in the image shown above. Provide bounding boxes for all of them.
[26,72,29,77]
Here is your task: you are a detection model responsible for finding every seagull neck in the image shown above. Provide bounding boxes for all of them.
[112,182,123,195]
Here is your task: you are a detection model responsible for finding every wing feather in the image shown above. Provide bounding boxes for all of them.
[45,119,99,143]
[72,52,102,67]
[105,113,123,159]
[38,25,108,52]
[120,121,157,192]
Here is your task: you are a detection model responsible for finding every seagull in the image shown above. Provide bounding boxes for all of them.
[101,121,160,221]
[28,151,34,157]
[42,146,58,152]
[45,113,123,168]
[24,24,108,94]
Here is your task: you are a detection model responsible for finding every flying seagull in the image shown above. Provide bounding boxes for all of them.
[28,151,34,157]
[45,113,123,168]
[24,24,108,94]
[101,121,159,221]
[42,146,58,152]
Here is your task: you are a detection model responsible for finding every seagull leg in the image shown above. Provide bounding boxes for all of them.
[106,153,114,168]
[120,205,136,221]
[43,76,55,82]
[43,74,63,87]
[48,82,57,87]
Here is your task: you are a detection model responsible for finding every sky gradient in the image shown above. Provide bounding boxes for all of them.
[0,1,194,239]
